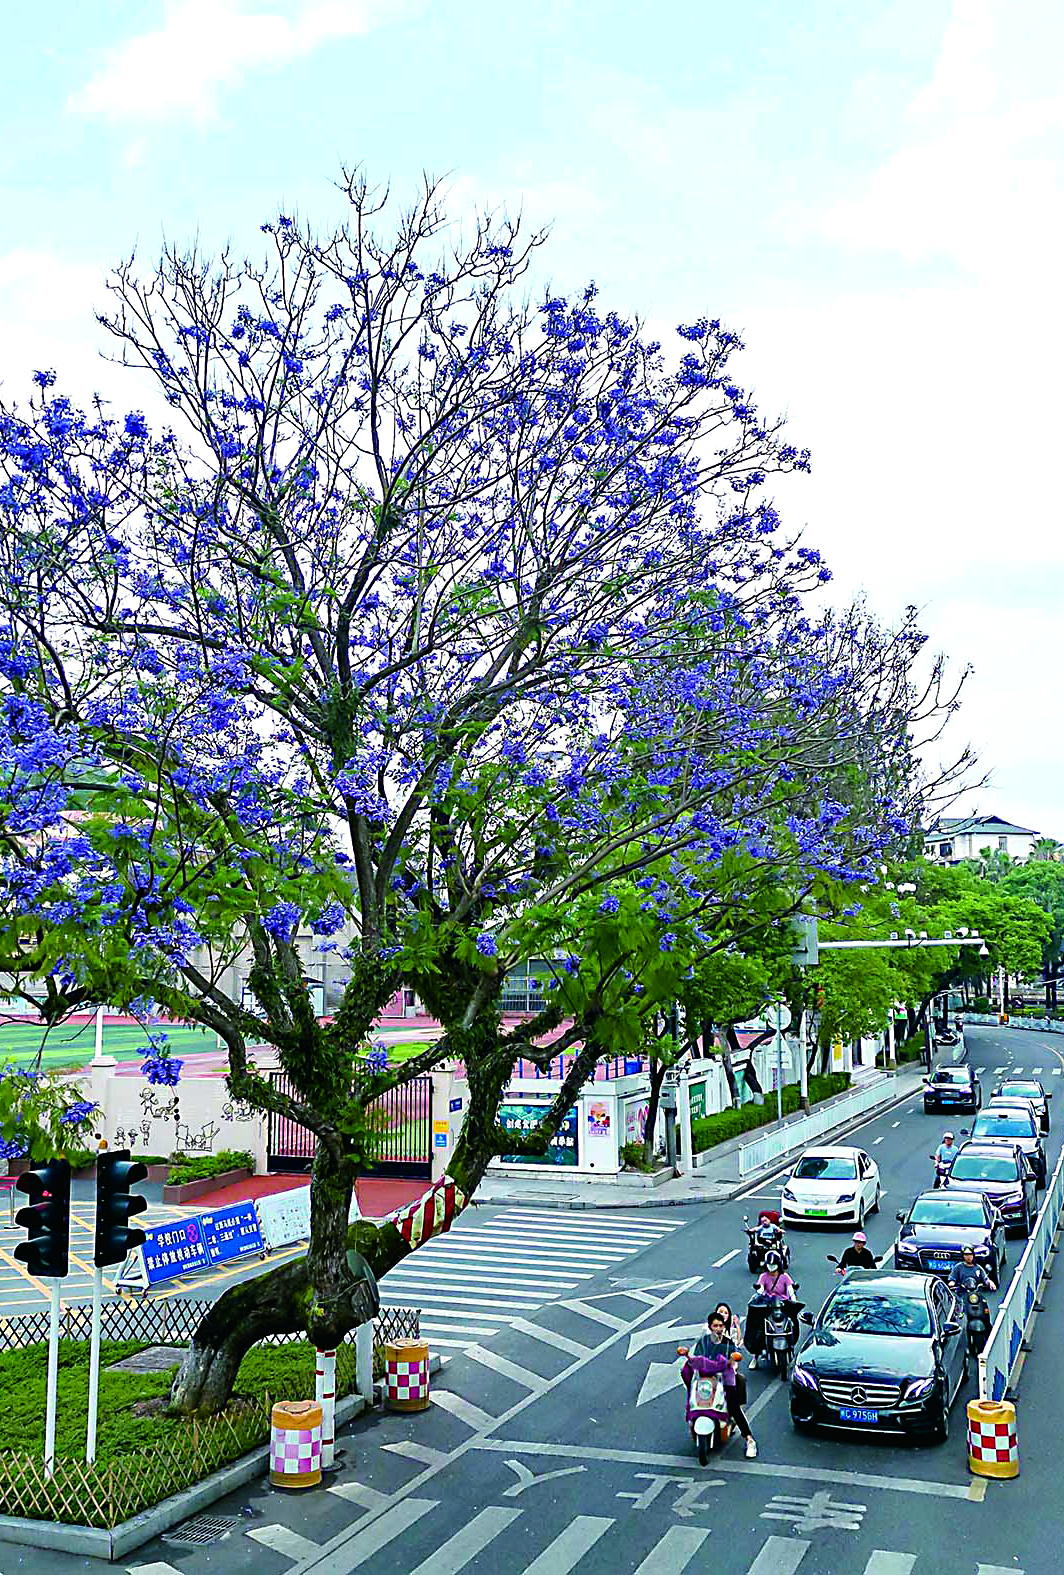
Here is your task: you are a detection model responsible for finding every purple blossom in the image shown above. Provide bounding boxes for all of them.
[475,933,497,958]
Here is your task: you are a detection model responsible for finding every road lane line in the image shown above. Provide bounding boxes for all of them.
[891,1121,901,1127]
[430,1391,497,1430]
[463,1344,546,1392]
[470,1439,983,1500]
[406,1507,521,1575]
[746,1536,810,1574]
[249,1527,320,1561]
[300,1497,437,1568]
[712,1248,742,1267]
[560,1298,629,1330]
[382,1441,450,1466]
[977,1567,1025,1575]
[506,1316,592,1358]
[327,1480,389,1511]
[632,1526,711,1573]
[873,1136,885,1145]
[523,1516,616,1575]
[863,1556,916,1575]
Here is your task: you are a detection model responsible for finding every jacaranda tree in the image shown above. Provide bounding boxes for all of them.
[0,174,938,1412]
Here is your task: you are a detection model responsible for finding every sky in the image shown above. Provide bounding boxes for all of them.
[2,0,1061,835]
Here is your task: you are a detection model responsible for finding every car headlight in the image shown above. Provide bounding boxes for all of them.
[782,1188,796,1203]
[973,1244,990,1256]
[791,1365,817,1391]
[836,1193,855,1204]
[902,1376,936,1402]
[896,1240,918,1256]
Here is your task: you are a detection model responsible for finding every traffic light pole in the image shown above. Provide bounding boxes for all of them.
[44,1279,61,1480]
[86,1266,103,1466]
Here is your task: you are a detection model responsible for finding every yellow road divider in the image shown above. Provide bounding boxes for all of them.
[967,1398,1019,1478]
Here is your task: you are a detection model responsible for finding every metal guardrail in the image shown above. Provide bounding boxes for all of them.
[978,1139,1064,1400]
[737,1077,898,1178]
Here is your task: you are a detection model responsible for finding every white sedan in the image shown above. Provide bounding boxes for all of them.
[780,1145,882,1228]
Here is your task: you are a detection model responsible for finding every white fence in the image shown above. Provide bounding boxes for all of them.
[978,1138,1064,1400]
[964,1012,1064,1037]
[737,1077,898,1178]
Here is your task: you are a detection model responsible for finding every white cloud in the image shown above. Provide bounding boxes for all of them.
[68,0,403,125]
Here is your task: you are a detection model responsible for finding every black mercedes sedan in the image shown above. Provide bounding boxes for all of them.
[789,1270,969,1444]
[894,1189,1007,1281]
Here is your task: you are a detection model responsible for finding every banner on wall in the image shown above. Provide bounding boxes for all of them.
[688,1080,708,1122]
[498,1100,579,1166]
[624,1098,650,1146]
[115,1217,211,1291]
[200,1202,264,1266]
[587,1100,611,1138]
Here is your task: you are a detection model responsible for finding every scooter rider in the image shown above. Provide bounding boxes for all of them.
[836,1231,876,1271]
[755,1251,797,1301]
[693,1312,758,1458]
[931,1132,957,1185]
[947,1245,997,1296]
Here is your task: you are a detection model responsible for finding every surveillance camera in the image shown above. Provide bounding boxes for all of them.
[889,932,899,941]
[978,943,990,958]
[918,931,928,940]
[943,931,952,940]
[904,928,916,940]
[957,928,969,939]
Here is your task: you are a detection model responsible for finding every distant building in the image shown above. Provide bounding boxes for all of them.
[923,815,1040,865]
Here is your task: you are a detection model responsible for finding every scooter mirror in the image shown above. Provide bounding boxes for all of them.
[896,1210,906,1222]
[826,1255,840,1265]
[676,1346,689,1356]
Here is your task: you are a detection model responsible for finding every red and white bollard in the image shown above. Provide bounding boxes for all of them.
[315,1348,336,1468]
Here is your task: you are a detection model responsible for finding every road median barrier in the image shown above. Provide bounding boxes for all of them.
[737,1076,900,1178]
[978,1127,1064,1404]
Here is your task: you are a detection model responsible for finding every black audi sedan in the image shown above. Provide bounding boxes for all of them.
[894,1189,1007,1281]
[789,1270,969,1444]
[923,1065,980,1114]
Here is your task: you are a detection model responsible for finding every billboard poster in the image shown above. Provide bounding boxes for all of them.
[625,1098,650,1145]
[587,1100,611,1137]
[688,1079,707,1122]
[200,1202,264,1266]
[498,1100,579,1166]
[140,1218,211,1286]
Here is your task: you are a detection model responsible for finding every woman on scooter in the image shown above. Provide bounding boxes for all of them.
[713,1302,749,1405]
[691,1312,758,1458]
[755,1251,797,1301]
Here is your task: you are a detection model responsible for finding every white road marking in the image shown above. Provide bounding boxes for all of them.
[891,1121,901,1128]
[506,1316,592,1358]
[872,1136,885,1145]
[993,1066,1007,1073]
[382,1441,450,1466]
[470,1438,984,1500]
[249,1527,320,1561]
[637,1360,681,1407]
[430,1390,496,1430]
[713,1248,742,1267]
[561,1298,629,1330]
[499,1210,676,1236]
[523,1516,615,1575]
[463,1344,546,1392]
[327,1480,389,1511]
[1031,1066,1043,1074]
[128,1564,182,1575]
[632,1525,711,1573]
[407,1506,521,1575]
[383,1263,582,1287]
[746,1536,810,1575]
[977,1567,1026,1575]
[864,1555,917,1574]
[378,1289,555,1310]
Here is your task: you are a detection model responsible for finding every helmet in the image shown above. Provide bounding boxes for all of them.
[853,1231,867,1244]
[763,1251,782,1270]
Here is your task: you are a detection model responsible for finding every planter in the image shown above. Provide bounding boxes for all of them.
[162,1167,252,1205]
[142,1164,170,1184]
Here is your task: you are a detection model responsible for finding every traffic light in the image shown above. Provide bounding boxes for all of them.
[94,1150,147,1269]
[14,1159,71,1279]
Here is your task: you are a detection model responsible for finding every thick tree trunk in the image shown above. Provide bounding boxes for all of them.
[643,1059,667,1167]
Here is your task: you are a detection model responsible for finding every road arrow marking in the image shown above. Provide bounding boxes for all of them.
[627,1320,704,1359]
[637,1360,681,1406]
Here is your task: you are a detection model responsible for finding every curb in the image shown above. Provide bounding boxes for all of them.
[473,1075,925,1211]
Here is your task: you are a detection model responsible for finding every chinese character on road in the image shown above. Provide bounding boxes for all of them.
[760,1490,866,1533]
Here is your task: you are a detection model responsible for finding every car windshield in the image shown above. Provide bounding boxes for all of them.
[909,1196,986,1225]
[821,1288,932,1338]
[793,1156,856,1181]
[974,1116,1034,1139]
[951,1154,1017,1182]
[1001,1084,1041,1100]
[932,1071,968,1084]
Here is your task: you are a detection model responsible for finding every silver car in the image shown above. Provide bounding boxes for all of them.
[964,1106,1047,1187]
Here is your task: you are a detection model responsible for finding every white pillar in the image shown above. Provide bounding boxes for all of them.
[887,1014,896,1069]
[676,1070,693,1175]
[799,1011,809,1107]
[356,1322,374,1404]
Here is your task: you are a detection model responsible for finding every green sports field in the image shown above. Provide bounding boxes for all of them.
[0,1021,218,1072]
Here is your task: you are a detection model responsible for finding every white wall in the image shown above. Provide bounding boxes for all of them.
[83,1064,267,1171]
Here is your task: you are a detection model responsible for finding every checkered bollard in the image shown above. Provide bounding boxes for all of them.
[384,1337,431,1412]
[270,1399,323,1489]
[967,1399,1019,1478]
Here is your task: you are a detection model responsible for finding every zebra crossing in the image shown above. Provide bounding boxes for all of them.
[376,1208,681,1349]
[197,1500,1026,1575]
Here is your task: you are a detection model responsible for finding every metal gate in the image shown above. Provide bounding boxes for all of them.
[267,1071,433,1179]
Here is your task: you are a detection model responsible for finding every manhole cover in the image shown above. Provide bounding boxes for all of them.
[164,1514,244,1546]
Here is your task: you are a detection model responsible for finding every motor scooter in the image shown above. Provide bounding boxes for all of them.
[743,1211,790,1274]
[930,1154,951,1189]
[761,1291,803,1379]
[960,1289,992,1356]
[675,1346,731,1465]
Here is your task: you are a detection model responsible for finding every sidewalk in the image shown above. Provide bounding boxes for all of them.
[471,1065,927,1211]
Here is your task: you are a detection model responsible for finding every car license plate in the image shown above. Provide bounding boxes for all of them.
[839,1406,879,1423]
[928,1258,953,1271]
[805,1208,828,1216]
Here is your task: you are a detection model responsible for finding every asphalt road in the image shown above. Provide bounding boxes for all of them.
[9,1023,1064,1575]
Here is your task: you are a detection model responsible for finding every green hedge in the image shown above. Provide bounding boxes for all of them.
[620,1141,657,1173]
[166,1149,254,1187]
[689,1073,851,1154]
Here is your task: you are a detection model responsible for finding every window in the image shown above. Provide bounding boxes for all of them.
[951,1154,1017,1182]
[821,1288,931,1338]
[940,841,953,858]
[793,1155,857,1180]
[998,836,1008,852]
[909,1195,986,1226]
